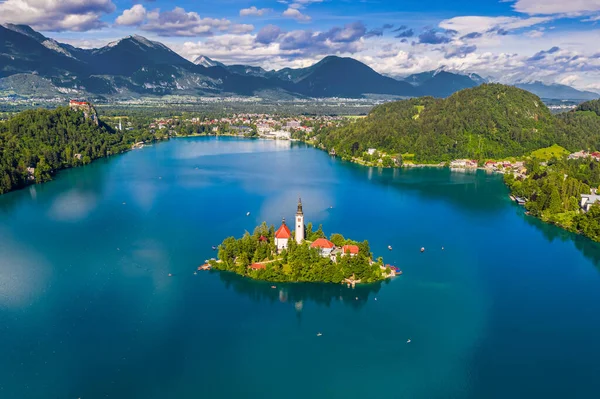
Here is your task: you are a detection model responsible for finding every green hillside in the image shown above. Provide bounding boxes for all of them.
[0,107,157,194]
[318,84,598,162]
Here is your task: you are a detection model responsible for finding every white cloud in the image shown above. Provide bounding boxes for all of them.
[0,0,115,31]
[112,6,254,37]
[558,74,580,85]
[240,6,272,17]
[512,0,600,15]
[283,7,311,22]
[439,15,552,35]
[115,4,146,27]
[230,24,255,34]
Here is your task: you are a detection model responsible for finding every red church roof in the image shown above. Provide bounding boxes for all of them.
[311,238,335,249]
[342,245,359,254]
[275,222,291,239]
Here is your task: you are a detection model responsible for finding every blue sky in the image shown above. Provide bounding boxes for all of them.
[1,0,600,90]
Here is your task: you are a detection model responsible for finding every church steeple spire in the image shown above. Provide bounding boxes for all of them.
[295,197,305,244]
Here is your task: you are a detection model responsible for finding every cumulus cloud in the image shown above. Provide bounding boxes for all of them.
[364,24,395,38]
[418,29,454,44]
[395,28,414,38]
[115,4,146,26]
[256,24,283,44]
[0,0,116,31]
[240,6,272,17]
[444,44,477,59]
[283,7,311,22]
[113,6,253,37]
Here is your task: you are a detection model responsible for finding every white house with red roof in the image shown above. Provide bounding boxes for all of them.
[311,238,335,257]
[274,219,291,252]
[341,245,359,257]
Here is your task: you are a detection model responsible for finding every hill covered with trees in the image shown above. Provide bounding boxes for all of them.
[317,84,600,163]
[0,106,159,194]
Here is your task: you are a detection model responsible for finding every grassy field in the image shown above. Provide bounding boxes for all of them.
[529,144,570,161]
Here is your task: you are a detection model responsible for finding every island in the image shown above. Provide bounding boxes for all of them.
[203,199,399,284]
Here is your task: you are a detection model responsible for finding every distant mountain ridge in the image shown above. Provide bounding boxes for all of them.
[515,81,599,101]
[402,69,486,98]
[0,24,597,101]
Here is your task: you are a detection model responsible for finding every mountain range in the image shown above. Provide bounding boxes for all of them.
[0,24,597,101]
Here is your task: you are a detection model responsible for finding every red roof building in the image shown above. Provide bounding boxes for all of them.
[249,263,266,270]
[341,245,359,255]
[311,238,335,249]
[275,218,291,252]
[275,221,291,239]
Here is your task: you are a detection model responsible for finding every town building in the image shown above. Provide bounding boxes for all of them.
[581,192,600,212]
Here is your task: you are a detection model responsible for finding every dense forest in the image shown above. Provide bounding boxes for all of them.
[0,106,162,194]
[317,84,600,163]
[214,222,389,283]
[505,157,600,241]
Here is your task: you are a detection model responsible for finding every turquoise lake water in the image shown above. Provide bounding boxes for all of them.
[1,137,600,398]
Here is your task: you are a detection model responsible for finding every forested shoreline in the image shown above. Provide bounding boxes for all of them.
[0,106,164,194]
[313,84,600,164]
[312,90,600,242]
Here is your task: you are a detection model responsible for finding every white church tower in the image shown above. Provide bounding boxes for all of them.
[295,197,305,244]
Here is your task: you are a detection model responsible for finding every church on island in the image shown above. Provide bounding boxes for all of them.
[203,197,401,285]
[273,198,360,259]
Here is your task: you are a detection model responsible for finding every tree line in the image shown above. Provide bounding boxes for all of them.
[0,106,163,194]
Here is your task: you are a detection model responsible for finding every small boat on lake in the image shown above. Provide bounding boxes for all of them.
[212,246,217,250]
[388,245,393,250]
[246,211,251,216]
[420,247,425,253]
[406,339,411,344]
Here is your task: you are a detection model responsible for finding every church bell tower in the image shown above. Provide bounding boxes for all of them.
[295,197,305,244]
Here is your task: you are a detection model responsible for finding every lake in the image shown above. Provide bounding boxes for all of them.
[1,137,600,399]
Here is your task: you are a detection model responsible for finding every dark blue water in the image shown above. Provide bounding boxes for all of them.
[1,137,600,398]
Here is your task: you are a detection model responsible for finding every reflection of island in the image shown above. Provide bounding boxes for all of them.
[216,270,387,311]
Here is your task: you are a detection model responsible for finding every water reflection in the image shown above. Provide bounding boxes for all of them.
[344,162,508,213]
[521,211,600,268]
[216,270,387,311]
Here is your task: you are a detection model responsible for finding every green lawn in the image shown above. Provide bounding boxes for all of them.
[529,144,570,161]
